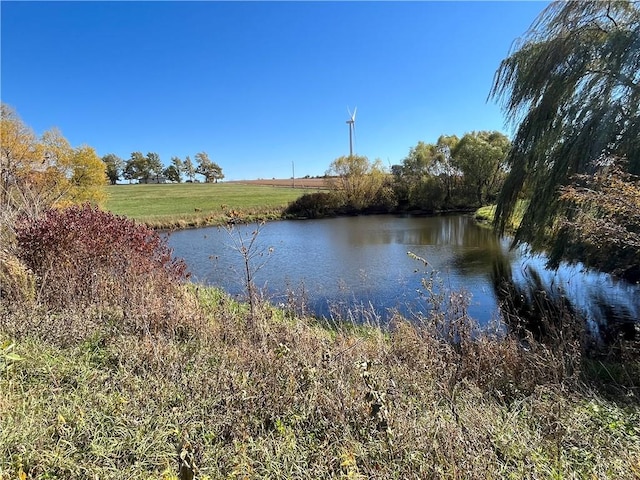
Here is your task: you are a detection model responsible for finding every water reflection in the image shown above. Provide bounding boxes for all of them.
[167,214,639,334]
[493,249,639,345]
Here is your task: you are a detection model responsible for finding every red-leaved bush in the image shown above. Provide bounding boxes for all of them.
[15,204,191,333]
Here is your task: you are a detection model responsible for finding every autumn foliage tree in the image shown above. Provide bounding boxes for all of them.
[554,159,640,281]
[1,104,107,248]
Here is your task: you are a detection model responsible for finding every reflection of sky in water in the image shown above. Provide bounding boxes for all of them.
[510,246,639,333]
[167,215,639,327]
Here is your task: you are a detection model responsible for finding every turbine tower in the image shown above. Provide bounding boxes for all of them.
[346,107,357,157]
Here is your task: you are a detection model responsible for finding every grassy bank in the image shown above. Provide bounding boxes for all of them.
[105,183,317,228]
[475,199,528,232]
[2,286,639,479]
[2,202,639,479]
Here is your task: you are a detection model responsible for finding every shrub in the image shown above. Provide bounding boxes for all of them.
[15,204,190,334]
[285,192,341,218]
[408,176,445,211]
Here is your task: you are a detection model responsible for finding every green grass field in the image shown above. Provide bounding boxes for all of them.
[105,183,315,228]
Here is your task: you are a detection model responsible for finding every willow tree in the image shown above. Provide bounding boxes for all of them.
[489,1,640,268]
[326,155,387,210]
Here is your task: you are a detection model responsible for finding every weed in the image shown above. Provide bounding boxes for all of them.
[221,216,274,333]
[1,207,638,478]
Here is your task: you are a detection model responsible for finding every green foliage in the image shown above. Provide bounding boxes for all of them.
[407,175,445,211]
[183,156,196,183]
[164,164,181,183]
[452,131,511,205]
[195,151,224,183]
[102,153,124,185]
[124,152,164,184]
[124,151,147,183]
[392,141,442,209]
[392,132,510,211]
[490,1,640,267]
[170,156,184,183]
[146,152,164,182]
[0,340,23,376]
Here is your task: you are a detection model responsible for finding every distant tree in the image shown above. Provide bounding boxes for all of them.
[393,136,463,210]
[163,165,181,183]
[146,152,163,182]
[452,131,511,205]
[65,145,109,204]
[195,151,224,183]
[393,142,440,208]
[122,160,136,184]
[170,156,184,183]
[102,153,124,185]
[402,142,440,178]
[125,152,148,183]
[489,1,640,259]
[433,135,460,204]
[326,155,387,209]
[183,156,196,182]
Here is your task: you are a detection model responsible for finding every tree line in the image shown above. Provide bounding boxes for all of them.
[102,151,224,185]
[287,130,512,217]
[391,130,511,211]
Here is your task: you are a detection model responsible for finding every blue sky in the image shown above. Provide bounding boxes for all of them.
[2,1,548,181]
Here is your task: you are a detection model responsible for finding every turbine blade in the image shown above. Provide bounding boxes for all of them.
[352,106,357,121]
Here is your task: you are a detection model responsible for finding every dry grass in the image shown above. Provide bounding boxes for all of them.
[1,286,639,479]
[1,203,638,479]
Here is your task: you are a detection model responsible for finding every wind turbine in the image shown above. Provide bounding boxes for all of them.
[346,106,357,157]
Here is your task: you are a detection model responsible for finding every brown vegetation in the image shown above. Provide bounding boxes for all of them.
[1,211,639,477]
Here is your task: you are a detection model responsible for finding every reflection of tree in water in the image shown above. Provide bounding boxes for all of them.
[491,259,639,355]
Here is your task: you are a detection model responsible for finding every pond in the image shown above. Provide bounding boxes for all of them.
[167,214,639,332]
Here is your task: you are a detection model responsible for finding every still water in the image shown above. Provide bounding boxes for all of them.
[167,215,639,328]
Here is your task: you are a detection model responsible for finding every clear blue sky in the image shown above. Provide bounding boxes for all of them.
[2,1,548,181]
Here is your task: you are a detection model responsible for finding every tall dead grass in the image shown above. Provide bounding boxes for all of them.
[1,206,638,478]
[2,284,638,479]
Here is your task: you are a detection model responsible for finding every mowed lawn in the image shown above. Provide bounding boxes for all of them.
[105,183,314,228]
